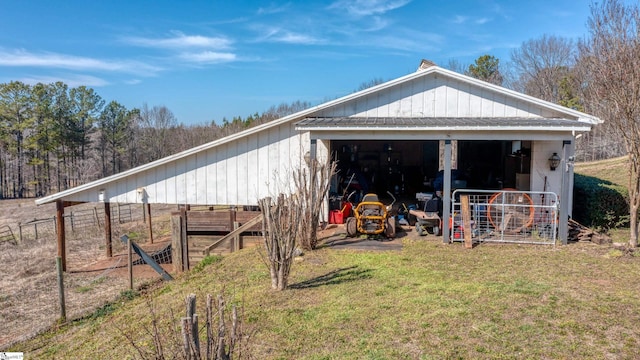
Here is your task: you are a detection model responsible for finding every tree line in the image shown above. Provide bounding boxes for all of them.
[0,80,310,199]
[0,1,635,201]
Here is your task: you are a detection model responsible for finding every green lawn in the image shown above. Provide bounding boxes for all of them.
[574,156,628,187]
[14,238,640,359]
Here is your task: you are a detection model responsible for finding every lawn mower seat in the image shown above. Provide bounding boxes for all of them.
[424,196,442,216]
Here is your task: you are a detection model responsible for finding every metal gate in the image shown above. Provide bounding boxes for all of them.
[450,189,558,245]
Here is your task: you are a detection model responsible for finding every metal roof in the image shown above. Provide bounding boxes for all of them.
[295,117,593,132]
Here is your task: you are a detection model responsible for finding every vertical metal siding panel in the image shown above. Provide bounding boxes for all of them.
[215,145,227,205]
[457,81,471,117]
[424,77,436,117]
[411,78,425,116]
[267,127,281,194]
[185,155,198,204]
[290,128,302,174]
[434,77,447,116]
[346,99,357,116]
[144,169,155,203]
[205,149,216,204]
[493,94,506,116]
[246,134,260,204]
[236,136,249,205]
[387,85,401,117]
[226,141,239,205]
[481,90,493,116]
[504,96,518,117]
[400,81,413,116]
[378,89,390,117]
[116,180,126,203]
[176,159,187,204]
[156,165,167,203]
[195,151,208,204]
[279,125,291,186]
[365,93,376,117]
[166,161,177,204]
[257,130,270,200]
[355,97,367,116]
[468,85,483,117]
[446,80,459,117]
[126,175,137,203]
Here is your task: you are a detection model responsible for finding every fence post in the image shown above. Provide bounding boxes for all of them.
[56,256,66,322]
[171,214,184,273]
[146,203,153,244]
[233,221,240,252]
[56,200,66,271]
[128,235,133,290]
[181,208,189,271]
[104,202,113,258]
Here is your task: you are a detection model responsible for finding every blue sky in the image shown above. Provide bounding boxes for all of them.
[0,0,595,125]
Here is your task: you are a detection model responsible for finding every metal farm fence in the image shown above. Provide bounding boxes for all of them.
[18,217,58,242]
[16,204,137,242]
[450,189,558,245]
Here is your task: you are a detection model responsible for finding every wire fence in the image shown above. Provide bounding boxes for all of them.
[14,203,139,243]
[451,189,558,245]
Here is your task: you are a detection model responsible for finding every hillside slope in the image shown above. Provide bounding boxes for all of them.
[11,238,640,359]
[574,156,628,187]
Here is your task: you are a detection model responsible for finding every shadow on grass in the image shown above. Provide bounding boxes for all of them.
[289,266,372,289]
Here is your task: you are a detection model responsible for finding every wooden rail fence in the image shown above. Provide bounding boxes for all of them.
[171,209,262,272]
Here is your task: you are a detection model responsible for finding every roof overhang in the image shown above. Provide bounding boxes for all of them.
[295,117,593,133]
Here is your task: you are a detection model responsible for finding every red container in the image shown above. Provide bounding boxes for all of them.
[341,202,352,218]
[329,210,344,224]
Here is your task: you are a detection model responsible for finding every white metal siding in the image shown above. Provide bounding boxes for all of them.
[65,122,305,206]
[320,76,568,120]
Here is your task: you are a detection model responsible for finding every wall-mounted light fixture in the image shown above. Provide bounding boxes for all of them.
[304,151,311,166]
[548,153,561,171]
[98,189,106,202]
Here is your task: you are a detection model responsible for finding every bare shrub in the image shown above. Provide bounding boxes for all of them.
[119,293,243,360]
[259,194,303,291]
[295,158,337,251]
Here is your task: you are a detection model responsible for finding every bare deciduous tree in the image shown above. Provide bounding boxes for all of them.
[510,34,576,103]
[577,0,640,246]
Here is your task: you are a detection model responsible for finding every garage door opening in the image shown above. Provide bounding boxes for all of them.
[330,139,532,200]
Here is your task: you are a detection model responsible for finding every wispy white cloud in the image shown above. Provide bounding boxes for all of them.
[328,0,411,17]
[122,31,233,50]
[332,28,442,53]
[178,51,237,64]
[125,79,142,85]
[453,15,468,24]
[257,2,291,15]
[0,49,162,75]
[365,16,390,32]
[452,15,490,25]
[18,74,110,87]
[254,26,324,45]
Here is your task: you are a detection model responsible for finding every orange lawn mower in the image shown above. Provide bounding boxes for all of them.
[345,191,396,239]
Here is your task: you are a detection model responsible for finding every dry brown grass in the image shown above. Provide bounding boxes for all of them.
[0,199,175,350]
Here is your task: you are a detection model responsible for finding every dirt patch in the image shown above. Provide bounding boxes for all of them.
[0,199,176,350]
